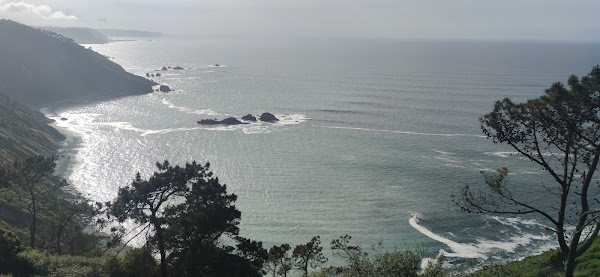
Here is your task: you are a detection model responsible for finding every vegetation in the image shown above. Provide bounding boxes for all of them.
[454,66,600,277]
[0,94,65,161]
[310,235,443,277]
[463,237,600,277]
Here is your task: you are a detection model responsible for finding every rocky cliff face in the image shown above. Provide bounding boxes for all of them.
[0,20,157,108]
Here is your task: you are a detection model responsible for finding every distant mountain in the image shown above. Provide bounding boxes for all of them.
[97,29,164,38]
[38,26,110,44]
[0,94,64,162]
[0,20,157,108]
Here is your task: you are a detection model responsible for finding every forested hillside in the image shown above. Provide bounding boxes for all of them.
[39,26,110,44]
[0,20,156,108]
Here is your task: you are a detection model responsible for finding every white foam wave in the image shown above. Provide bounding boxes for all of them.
[409,213,487,259]
[485,151,518,158]
[409,213,552,260]
[316,126,486,138]
[48,112,101,137]
[96,122,148,133]
[274,114,308,126]
[432,149,455,155]
[490,216,550,231]
[161,98,220,116]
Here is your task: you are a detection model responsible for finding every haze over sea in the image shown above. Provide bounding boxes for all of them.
[44,37,600,266]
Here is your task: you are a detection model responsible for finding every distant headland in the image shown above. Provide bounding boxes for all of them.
[0,20,158,108]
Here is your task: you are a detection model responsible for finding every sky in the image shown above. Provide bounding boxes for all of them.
[1,0,599,41]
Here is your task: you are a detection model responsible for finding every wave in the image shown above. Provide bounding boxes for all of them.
[315,125,486,138]
[484,151,518,158]
[409,213,552,260]
[161,98,221,116]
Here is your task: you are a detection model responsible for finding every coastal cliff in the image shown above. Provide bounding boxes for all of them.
[0,20,157,108]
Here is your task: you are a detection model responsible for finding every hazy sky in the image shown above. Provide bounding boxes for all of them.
[1,0,599,41]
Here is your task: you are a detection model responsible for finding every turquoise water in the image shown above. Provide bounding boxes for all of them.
[46,38,600,266]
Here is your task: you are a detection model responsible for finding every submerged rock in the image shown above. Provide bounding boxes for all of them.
[241,114,257,121]
[259,112,278,122]
[197,117,247,125]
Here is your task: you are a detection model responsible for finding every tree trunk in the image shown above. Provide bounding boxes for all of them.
[57,225,63,255]
[565,253,576,277]
[30,192,36,249]
[154,222,168,277]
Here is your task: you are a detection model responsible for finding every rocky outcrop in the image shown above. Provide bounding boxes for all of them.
[159,85,171,92]
[241,114,257,121]
[197,117,247,125]
[259,112,279,122]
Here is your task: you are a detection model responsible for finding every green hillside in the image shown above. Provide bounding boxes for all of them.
[0,94,64,163]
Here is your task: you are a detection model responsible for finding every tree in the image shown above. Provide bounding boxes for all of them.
[292,236,328,276]
[454,66,600,277]
[163,161,257,277]
[234,237,268,275]
[108,160,192,277]
[11,155,55,248]
[266,244,292,277]
[47,197,96,255]
[109,160,262,277]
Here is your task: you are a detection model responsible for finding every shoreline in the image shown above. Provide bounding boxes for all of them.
[49,121,86,199]
[42,91,155,200]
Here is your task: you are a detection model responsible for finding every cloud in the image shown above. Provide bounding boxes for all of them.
[0,1,78,20]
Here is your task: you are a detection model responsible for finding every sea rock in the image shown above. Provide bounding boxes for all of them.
[151,73,155,77]
[161,66,168,71]
[259,112,278,122]
[146,73,150,77]
[155,73,161,77]
[173,66,184,70]
[60,117,68,121]
[197,117,247,125]
[159,85,171,92]
[241,114,257,121]
[214,64,220,67]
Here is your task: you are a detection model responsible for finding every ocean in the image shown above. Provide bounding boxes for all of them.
[43,37,600,267]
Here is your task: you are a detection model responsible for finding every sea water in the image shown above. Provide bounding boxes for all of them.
[45,37,600,267]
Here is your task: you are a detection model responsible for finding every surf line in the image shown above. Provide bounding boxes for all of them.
[315,125,486,138]
[408,214,487,259]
